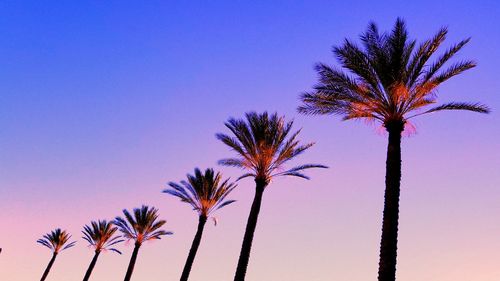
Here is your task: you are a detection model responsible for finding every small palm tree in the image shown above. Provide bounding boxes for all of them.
[298,18,489,281]
[114,205,173,281]
[217,111,327,281]
[164,168,237,281]
[37,228,76,281]
[82,220,123,281]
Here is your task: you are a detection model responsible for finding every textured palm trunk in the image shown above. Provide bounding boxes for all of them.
[124,242,141,281]
[234,179,267,281]
[40,252,57,281]
[82,250,101,281]
[377,122,404,281]
[180,215,208,281]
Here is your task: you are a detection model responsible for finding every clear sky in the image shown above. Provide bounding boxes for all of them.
[1,1,499,281]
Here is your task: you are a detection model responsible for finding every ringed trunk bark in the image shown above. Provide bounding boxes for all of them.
[40,252,57,281]
[377,121,404,281]
[124,242,141,281]
[82,250,101,281]
[179,215,208,281]
[234,179,267,281]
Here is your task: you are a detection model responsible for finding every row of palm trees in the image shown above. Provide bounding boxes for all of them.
[36,18,489,281]
[38,206,171,281]
[37,111,327,281]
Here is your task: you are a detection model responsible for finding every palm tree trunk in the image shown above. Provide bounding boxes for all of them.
[378,122,404,281]
[124,242,141,281]
[234,179,267,281]
[180,215,208,281]
[40,252,57,281]
[82,250,101,281]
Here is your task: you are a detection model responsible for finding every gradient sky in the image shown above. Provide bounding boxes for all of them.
[1,1,499,281]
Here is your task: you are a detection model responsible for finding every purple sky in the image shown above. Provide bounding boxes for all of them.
[1,1,499,280]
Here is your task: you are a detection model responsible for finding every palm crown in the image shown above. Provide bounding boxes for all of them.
[37,228,76,254]
[114,205,172,245]
[298,18,489,130]
[82,220,123,254]
[216,111,327,184]
[164,168,237,217]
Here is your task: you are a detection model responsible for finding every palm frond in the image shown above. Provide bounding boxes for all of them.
[423,37,470,82]
[114,205,172,244]
[218,111,326,184]
[165,168,237,217]
[81,220,123,254]
[298,19,489,132]
[407,102,490,118]
[37,228,76,254]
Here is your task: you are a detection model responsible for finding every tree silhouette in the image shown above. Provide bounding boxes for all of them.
[114,205,172,281]
[298,18,489,281]
[82,220,123,281]
[217,111,327,281]
[164,168,237,281]
[37,228,76,281]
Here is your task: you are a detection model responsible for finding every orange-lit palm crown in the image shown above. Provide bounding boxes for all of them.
[298,19,489,128]
[114,205,172,245]
[37,228,76,254]
[216,112,327,184]
[164,168,237,217]
[82,220,123,254]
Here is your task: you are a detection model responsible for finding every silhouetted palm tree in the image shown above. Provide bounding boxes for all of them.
[164,168,237,281]
[298,18,489,281]
[217,111,327,281]
[82,220,123,281]
[114,205,173,281]
[37,228,76,281]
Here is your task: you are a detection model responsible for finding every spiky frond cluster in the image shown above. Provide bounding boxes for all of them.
[216,111,327,183]
[164,168,237,217]
[114,205,172,245]
[82,220,123,254]
[299,18,489,130]
[37,228,76,254]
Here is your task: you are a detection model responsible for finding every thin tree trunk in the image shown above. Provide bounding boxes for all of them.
[378,122,404,281]
[234,179,267,281]
[124,242,141,281]
[40,252,57,281]
[180,215,208,281]
[82,250,101,281]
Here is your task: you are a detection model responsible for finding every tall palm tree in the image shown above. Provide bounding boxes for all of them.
[37,228,76,281]
[164,168,237,281]
[298,18,489,281]
[114,205,173,281]
[217,111,327,281]
[82,220,123,281]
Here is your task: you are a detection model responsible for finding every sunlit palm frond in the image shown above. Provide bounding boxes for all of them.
[37,228,76,254]
[114,205,172,244]
[82,220,123,254]
[164,168,237,217]
[299,18,489,131]
[218,111,327,184]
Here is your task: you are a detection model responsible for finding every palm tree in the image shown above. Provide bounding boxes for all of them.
[164,168,237,281]
[298,18,489,281]
[37,228,76,281]
[217,111,327,281]
[82,220,123,281]
[114,205,173,281]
